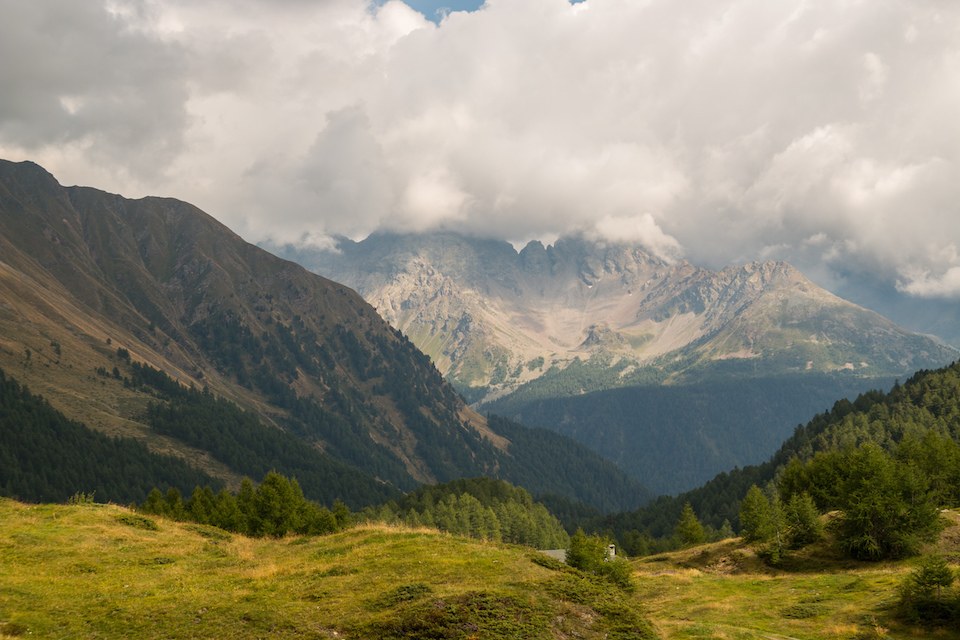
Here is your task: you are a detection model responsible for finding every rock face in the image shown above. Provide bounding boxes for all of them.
[273,232,957,402]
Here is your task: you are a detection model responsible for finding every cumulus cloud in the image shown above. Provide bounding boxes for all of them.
[898,266,960,299]
[1,0,959,299]
[0,1,190,180]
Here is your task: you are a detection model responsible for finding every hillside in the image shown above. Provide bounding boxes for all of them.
[602,359,960,544]
[0,368,219,504]
[632,513,960,639]
[0,498,656,639]
[486,373,892,495]
[2,498,958,639]
[0,159,647,510]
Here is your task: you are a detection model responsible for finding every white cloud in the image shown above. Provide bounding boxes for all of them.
[1,0,959,300]
[589,213,683,260]
[898,266,960,299]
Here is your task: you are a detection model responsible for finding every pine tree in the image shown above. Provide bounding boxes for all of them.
[717,519,735,540]
[142,488,167,516]
[739,485,772,543]
[675,502,706,547]
[898,555,958,625]
[836,444,942,560]
[210,489,242,531]
[164,487,185,520]
[237,477,257,535]
[784,491,822,549]
[187,486,215,525]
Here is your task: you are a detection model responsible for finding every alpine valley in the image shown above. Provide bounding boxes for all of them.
[270,231,958,494]
[0,159,646,512]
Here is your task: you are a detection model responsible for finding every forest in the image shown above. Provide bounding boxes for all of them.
[598,361,960,560]
[365,477,569,549]
[0,367,217,504]
[486,364,891,494]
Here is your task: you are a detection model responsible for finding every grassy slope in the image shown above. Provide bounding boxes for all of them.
[4,499,959,640]
[633,510,960,640]
[0,498,653,639]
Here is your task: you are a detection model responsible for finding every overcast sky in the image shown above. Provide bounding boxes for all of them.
[1,0,959,301]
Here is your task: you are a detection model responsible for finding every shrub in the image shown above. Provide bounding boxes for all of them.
[897,555,959,626]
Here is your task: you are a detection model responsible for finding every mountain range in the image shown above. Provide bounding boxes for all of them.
[0,159,645,511]
[271,232,957,493]
[275,232,954,399]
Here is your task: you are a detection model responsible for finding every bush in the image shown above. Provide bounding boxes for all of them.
[566,529,633,590]
[566,529,609,572]
[897,555,959,626]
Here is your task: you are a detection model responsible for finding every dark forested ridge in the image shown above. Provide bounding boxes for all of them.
[483,415,650,513]
[486,371,891,495]
[128,362,398,508]
[599,360,960,553]
[0,367,217,504]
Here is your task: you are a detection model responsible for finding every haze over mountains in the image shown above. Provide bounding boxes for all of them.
[272,232,957,493]
[0,159,644,510]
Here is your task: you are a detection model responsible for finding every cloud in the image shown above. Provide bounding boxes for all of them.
[0,1,190,180]
[898,266,960,300]
[588,213,682,261]
[1,0,959,300]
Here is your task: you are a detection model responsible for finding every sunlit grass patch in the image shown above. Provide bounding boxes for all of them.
[0,499,651,639]
[631,534,960,640]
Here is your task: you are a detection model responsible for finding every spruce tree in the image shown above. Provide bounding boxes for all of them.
[836,444,942,560]
[739,485,772,543]
[675,502,706,547]
[784,491,822,549]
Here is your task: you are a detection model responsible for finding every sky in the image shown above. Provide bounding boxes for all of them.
[1,0,960,309]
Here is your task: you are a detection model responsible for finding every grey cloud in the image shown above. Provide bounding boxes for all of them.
[1,0,958,299]
[0,1,190,178]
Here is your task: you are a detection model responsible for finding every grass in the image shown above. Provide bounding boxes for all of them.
[5,498,959,639]
[630,512,960,640]
[0,498,653,639]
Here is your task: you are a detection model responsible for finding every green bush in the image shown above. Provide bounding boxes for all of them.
[367,583,433,611]
[897,555,959,626]
[115,513,159,531]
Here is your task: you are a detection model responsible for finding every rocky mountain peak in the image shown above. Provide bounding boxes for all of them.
[271,230,957,402]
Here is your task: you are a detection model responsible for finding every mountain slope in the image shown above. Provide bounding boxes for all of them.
[273,232,956,400]
[485,373,893,495]
[0,367,219,504]
[603,358,960,542]
[0,159,647,510]
[272,231,956,494]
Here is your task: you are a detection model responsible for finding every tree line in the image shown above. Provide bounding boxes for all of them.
[364,477,569,549]
[140,470,351,537]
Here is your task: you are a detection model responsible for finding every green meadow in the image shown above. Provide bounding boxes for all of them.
[0,498,653,639]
